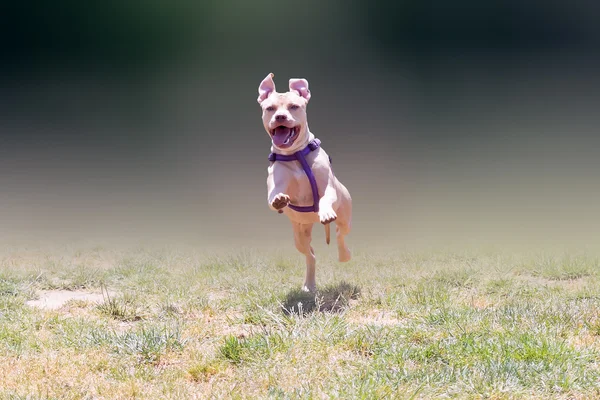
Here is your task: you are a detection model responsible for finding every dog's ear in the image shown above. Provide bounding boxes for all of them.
[257,73,276,104]
[289,78,311,102]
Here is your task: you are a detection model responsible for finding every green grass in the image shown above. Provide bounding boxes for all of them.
[1,245,600,398]
[96,288,147,322]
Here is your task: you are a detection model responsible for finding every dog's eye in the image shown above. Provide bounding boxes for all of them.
[265,106,275,112]
[289,104,300,111]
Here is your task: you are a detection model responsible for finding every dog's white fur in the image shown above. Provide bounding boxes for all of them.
[257,73,352,292]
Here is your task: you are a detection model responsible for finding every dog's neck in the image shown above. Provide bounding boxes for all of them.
[270,124,315,156]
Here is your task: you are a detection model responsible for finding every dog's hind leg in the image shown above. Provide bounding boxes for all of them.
[334,194,352,262]
[336,222,351,262]
[293,222,316,292]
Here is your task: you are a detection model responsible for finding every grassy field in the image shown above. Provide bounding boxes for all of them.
[1,242,600,399]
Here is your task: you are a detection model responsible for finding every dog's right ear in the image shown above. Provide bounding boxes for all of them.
[257,73,276,104]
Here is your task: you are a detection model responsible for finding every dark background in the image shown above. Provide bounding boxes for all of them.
[1,1,599,248]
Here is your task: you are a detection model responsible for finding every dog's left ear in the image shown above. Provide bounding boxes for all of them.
[258,73,276,104]
[289,78,311,102]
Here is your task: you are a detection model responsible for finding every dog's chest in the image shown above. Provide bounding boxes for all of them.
[286,164,318,205]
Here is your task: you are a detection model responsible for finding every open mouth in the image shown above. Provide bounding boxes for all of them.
[270,126,299,148]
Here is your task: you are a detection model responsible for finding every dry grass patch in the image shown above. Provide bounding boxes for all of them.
[2,245,600,398]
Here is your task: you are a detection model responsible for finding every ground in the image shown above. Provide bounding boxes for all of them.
[1,242,600,399]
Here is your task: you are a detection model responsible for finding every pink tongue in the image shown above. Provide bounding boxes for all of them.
[272,127,292,147]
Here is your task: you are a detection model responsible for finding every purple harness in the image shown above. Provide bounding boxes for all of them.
[268,138,330,213]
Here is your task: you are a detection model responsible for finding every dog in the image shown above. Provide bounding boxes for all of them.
[257,73,352,292]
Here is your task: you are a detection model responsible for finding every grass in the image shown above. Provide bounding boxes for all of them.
[1,244,600,398]
[96,288,146,322]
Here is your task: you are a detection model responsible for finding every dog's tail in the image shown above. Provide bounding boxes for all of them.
[325,224,330,245]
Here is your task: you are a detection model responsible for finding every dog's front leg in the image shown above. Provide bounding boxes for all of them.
[318,175,338,224]
[267,164,290,211]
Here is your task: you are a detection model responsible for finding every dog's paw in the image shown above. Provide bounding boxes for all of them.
[319,208,337,225]
[271,193,290,210]
[302,282,316,293]
[338,247,352,262]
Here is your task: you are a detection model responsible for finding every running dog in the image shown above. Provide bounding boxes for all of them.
[257,73,352,292]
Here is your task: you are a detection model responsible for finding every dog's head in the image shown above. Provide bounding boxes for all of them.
[257,73,311,151]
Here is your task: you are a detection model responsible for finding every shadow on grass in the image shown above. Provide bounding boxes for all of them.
[281,281,361,316]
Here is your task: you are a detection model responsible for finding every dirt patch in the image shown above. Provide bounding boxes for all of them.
[26,290,114,310]
[347,310,404,327]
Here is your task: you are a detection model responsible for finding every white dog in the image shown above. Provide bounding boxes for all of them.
[257,73,353,292]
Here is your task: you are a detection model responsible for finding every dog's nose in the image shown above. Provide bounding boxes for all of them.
[275,114,287,122]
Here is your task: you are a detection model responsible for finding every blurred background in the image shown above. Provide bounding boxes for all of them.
[1,0,599,249]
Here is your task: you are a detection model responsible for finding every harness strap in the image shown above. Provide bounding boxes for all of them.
[268,138,321,162]
[268,138,329,213]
